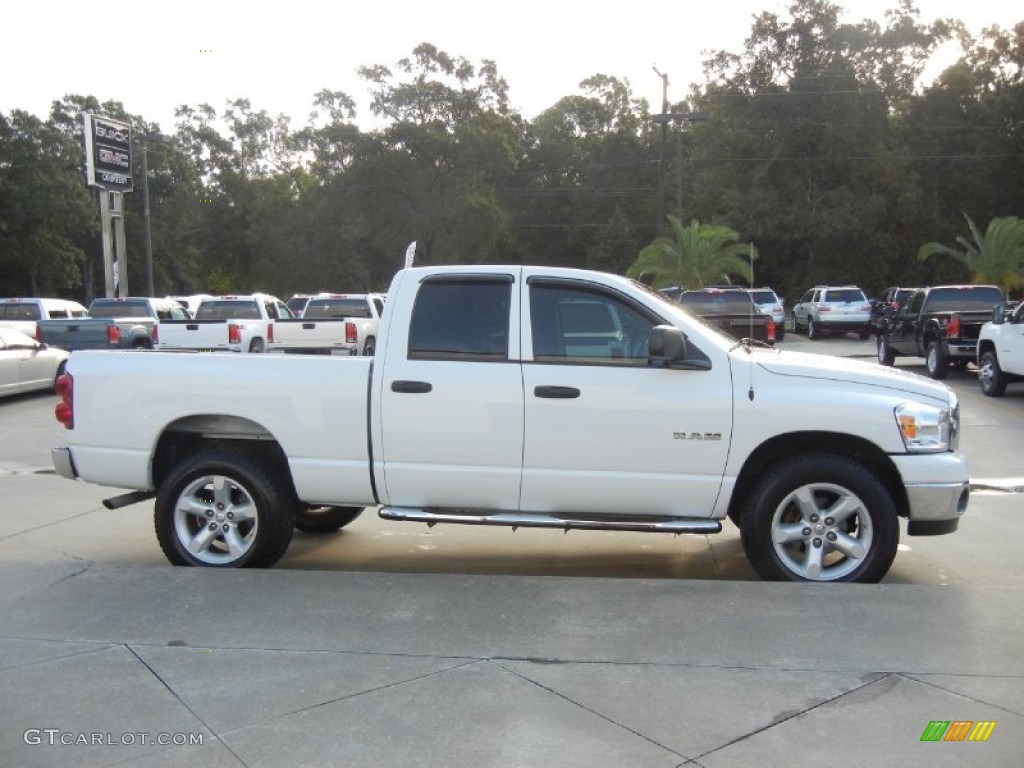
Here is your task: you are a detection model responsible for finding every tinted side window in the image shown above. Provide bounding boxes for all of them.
[905,292,925,315]
[530,283,658,365]
[408,279,511,361]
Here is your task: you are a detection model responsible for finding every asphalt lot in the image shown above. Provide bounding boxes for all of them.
[1,334,1022,767]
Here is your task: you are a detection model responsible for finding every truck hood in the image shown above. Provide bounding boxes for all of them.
[751,349,954,403]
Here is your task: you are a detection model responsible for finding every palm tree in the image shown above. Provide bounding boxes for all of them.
[917,214,1024,294]
[626,215,757,289]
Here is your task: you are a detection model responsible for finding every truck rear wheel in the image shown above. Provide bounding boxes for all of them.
[295,505,364,533]
[362,337,376,356]
[154,451,295,568]
[739,454,899,583]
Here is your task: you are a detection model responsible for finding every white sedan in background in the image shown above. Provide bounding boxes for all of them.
[0,328,69,398]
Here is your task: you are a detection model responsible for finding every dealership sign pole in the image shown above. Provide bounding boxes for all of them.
[83,115,133,298]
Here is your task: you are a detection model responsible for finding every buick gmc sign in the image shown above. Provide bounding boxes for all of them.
[84,114,133,191]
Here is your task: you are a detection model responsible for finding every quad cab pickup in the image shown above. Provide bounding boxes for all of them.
[36,297,189,351]
[272,293,385,355]
[51,266,969,583]
[876,285,1006,379]
[155,294,292,353]
[675,288,776,346]
[976,301,1024,396]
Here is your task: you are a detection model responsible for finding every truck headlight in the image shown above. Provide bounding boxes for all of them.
[895,401,953,453]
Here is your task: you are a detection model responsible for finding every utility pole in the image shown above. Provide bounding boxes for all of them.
[653,66,669,236]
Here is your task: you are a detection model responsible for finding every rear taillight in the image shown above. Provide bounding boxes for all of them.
[55,373,74,430]
[766,319,776,342]
[267,323,274,344]
[151,325,159,344]
[345,321,357,344]
[35,326,42,342]
[107,325,121,345]
[817,305,832,313]
[947,315,961,340]
[228,324,242,345]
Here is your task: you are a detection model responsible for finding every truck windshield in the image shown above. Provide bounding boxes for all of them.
[89,301,152,318]
[303,299,371,319]
[678,292,756,314]
[1,303,41,321]
[196,301,261,320]
[925,287,1005,313]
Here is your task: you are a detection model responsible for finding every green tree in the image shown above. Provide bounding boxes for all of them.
[689,0,953,299]
[917,214,1024,293]
[626,215,757,289]
[0,107,95,297]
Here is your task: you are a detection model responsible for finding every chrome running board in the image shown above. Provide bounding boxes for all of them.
[378,507,721,534]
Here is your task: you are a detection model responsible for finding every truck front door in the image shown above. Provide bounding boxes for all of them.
[520,275,731,518]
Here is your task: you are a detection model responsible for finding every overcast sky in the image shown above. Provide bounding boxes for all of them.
[3,1,1020,132]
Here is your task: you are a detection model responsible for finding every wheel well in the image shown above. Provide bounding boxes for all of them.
[151,416,296,499]
[977,339,995,357]
[728,432,908,524]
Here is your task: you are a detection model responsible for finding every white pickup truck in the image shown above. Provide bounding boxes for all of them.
[0,297,88,337]
[155,294,292,353]
[50,265,969,583]
[272,293,385,355]
[976,301,1024,396]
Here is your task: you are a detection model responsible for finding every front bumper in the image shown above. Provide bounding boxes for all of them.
[891,452,970,536]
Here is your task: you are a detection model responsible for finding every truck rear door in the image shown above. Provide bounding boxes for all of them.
[376,272,525,509]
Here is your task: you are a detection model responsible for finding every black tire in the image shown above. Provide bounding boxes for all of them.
[808,319,820,340]
[858,326,871,340]
[775,324,785,341]
[295,505,364,533]
[362,337,376,356]
[925,340,948,380]
[791,312,803,334]
[154,450,295,568]
[249,338,265,353]
[877,334,895,366]
[979,350,1008,397]
[739,454,899,583]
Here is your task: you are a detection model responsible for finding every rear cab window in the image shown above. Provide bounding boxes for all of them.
[408,277,512,361]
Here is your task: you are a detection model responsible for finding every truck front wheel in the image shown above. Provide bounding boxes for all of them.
[877,334,895,366]
[925,340,948,379]
[978,350,1008,397]
[739,454,899,583]
[295,505,364,533]
[154,451,295,568]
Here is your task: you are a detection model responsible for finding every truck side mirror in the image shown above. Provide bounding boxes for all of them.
[648,325,687,366]
[992,305,1006,325]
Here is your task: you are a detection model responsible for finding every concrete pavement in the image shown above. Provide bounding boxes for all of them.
[2,334,1022,767]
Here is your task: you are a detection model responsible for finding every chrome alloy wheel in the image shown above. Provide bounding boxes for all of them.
[770,482,873,581]
[173,474,259,565]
